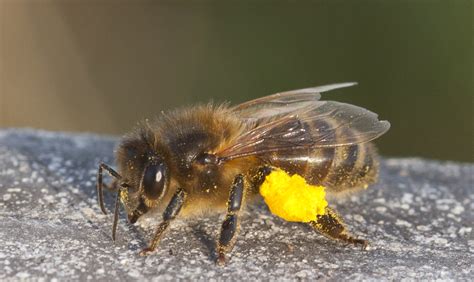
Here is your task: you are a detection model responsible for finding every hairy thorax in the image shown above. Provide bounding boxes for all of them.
[116,104,258,216]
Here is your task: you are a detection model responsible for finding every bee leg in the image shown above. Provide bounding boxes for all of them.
[216,174,245,266]
[139,188,187,256]
[309,207,368,249]
[250,166,273,191]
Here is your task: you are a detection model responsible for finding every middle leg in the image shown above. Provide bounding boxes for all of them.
[216,174,245,266]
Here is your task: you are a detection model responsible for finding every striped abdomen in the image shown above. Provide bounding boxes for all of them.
[266,143,379,193]
[264,118,380,193]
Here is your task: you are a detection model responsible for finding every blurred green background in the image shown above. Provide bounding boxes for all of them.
[1,0,472,162]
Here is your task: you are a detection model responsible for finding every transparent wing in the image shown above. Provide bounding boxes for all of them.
[218,100,390,161]
[232,82,357,122]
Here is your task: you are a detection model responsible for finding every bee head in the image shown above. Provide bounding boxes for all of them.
[120,153,170,225]
[100,126,173,240]
[98,151,170,243]
[113,129,171,224]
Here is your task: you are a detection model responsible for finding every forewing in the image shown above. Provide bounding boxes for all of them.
[218,100,390,160]
[232,82,357,122]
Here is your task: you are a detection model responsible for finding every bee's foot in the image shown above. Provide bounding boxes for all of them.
[361,240,369,250]
[139,247,156,256]
[216,253,227,266]
[352,238,369,250]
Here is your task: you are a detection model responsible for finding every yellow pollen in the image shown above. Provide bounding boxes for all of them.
[259,169,328,222]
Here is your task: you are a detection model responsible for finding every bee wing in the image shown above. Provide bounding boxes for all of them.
[232,82,357,121]
[218,100,390,161]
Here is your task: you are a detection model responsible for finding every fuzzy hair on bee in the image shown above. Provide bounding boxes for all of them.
[116,104,255,215]
[96,82,390,265]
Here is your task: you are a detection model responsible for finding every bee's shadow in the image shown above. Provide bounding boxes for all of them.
[189,222,218,262]
[125,223,149,252]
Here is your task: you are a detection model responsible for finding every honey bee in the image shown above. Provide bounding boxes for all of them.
[96,82,390,265]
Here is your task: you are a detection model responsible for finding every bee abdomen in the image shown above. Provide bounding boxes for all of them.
[265,117,380,193]
[318,142,379,192]
[305,117,380,192]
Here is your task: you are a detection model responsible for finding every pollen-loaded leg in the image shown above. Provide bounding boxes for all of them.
[216,174,245,266]
[309,207,368,248]
[139,188,187,256]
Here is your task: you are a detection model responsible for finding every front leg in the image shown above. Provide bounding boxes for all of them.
[139,188,187,256]
[216,174,245,266]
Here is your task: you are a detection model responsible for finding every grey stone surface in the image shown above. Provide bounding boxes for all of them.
[0,128,472,280]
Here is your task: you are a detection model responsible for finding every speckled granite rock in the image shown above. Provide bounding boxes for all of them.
[0,129,472,280]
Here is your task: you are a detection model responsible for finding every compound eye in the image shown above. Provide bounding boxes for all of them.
[142,162,167,200]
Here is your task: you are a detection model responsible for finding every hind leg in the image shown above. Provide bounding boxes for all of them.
[309,207,368,248]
